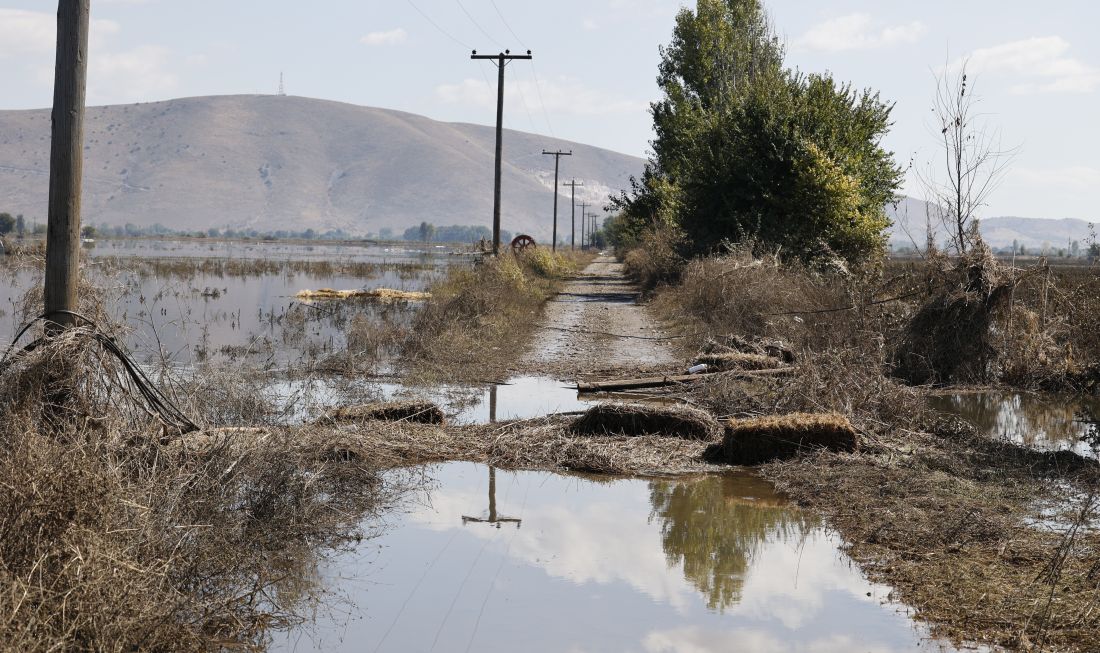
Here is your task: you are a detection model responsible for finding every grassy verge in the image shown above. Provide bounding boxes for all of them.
[400,249,587,382]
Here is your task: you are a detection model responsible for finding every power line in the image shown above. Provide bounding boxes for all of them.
[456,0,504,49]
[542,149,572,252]
[405,0,472,50]
[529,61,557,138]
[490,0,526,48]
[487,0,556,138]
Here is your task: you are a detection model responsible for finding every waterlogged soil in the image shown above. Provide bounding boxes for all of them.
[930,390,1100,458]
[517,255,680,379]
[0,239,463,364]
[274,462,958,653]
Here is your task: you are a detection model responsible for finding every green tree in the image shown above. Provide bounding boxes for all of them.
[15,214,25,237]
[612,0,901,265]
[81,225,97,239]
[0,212,14,235]
[648,474,813,612]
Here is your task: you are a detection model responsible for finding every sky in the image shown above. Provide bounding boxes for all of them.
[1,0,1098,220]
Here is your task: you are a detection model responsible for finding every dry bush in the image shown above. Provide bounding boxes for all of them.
[0,332,412,651]
[649,245,868,355]
[621,227,686,290]
[401,251,579,381]
[892,244,1017,385]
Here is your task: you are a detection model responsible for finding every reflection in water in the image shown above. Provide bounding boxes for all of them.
[930,391,1100,457]
[275,463,953,653]
[649,474,812,612]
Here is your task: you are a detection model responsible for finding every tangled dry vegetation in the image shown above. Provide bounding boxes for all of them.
[0,329,415,652]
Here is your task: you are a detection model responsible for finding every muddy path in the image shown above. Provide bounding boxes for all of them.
[514,254,681,380]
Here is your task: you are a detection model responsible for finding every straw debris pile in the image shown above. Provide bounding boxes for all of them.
[713,412,857,465]
[320,400,445,425]
[295,288,431,302]
[571,403,722,441]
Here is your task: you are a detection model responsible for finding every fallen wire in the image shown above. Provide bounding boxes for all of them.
[1,309,200,435]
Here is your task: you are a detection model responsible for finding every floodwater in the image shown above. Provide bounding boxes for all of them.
[0,239,467,364]
[930,391,1100,458]
[275,462,954,653]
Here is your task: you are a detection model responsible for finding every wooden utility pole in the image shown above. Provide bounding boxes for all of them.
[578,201,589,249]
[471,49,532,255]
[587,211,600,248]
[541,149,571,252]
[561,179,583,251]
[44,0,90,330]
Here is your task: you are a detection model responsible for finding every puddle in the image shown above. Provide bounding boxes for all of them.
[929,391,1100,458]
[273,462,955,653]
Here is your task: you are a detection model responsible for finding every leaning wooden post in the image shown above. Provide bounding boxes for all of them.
[44,0,90,330]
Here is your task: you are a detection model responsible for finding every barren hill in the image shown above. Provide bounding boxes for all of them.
[0,95,643,241]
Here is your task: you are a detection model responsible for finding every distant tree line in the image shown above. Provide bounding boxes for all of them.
[401,222,512,244]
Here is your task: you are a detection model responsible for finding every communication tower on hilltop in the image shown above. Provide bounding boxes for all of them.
[277,72,286,96]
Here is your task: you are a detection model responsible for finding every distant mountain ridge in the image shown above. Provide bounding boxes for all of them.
[886,196,1095,252]
[0,95,643,241]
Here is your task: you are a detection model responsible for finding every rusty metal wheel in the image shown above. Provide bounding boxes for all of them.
[510,234,536,254]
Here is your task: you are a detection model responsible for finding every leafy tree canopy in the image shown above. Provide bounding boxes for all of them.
[611,0,902,265]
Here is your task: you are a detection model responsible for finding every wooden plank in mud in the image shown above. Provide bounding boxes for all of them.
[576,367,792,393]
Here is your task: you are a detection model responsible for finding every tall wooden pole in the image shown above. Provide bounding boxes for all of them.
[562,179,583,251]
[578,201,589,250]
[541,150,571,252]
[45,0,90,329]
[471,50,532,255]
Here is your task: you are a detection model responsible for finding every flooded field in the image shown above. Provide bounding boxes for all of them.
[931,391,1100,458]
[275,462,955,653]
[0,238,469,365]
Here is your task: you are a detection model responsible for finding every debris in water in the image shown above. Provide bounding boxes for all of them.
[295,288,432,302]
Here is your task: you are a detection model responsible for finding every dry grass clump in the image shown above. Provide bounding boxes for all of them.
[570,402,722,440]
[0,331,412,651]
[649,245,860,355]
[321,400,445,425]
[711,413,857,465]
[401,252,580,381]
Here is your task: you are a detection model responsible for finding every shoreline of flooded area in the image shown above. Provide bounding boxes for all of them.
[274,462,958,653]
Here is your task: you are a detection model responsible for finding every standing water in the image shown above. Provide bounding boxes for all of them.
[275,462,956,652]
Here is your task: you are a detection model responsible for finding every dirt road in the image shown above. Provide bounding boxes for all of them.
[516,255,680,379]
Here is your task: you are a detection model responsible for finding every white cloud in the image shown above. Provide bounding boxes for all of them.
[360,28,407,46]
[0,9,119,58]
[1013,166,1100,191]
[953,37,1100,94]
[582,18,598,31]
[795,13,925,52]
[90,45,177,102]
[436,76,645,116]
